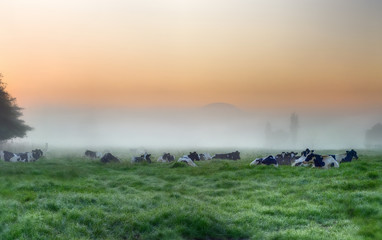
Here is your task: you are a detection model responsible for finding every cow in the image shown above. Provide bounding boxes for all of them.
[292,149,314,166]
[32,149,44,161]
[132,153,152,163]
[157,153,175,163]
[85,150,103,159]
[177,155,198,167]
[292,155,309,166]
[101,153,120,163]
[275,151,298,165]
[330,149,359,163]
[303,153,339,169]
[19,149,44,162]
[188,152,200,161]
[301,148,314,157]
[250,155,278,167]
[0,149,43,162]
[16,152,32,162]
[213,151,240,160]
[199,153,213,160]
[0,151,20,162]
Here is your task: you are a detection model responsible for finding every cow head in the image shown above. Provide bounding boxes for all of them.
[163,153,170,160]
[232,151,240,160]
[32,149,43,161]
[347,149,359,160]
[252,158,263,165]
[301,148,314,157]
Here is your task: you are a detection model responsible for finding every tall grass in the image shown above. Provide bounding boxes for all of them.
[0,150,381,239]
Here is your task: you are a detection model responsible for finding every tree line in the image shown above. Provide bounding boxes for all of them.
[0,74,32,142]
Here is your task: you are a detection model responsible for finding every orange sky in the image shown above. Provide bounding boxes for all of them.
[1,0,381,110]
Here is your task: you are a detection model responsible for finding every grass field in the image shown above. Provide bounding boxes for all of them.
[0,150,381,240]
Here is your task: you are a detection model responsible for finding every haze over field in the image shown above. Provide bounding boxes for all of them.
[17,103,381,150]
[1,0,381,149]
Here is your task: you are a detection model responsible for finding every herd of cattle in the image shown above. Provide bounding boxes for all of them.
[83,148,359,169]
[250,148,359,169]
[85,150,240,167]
[0,148,358,169]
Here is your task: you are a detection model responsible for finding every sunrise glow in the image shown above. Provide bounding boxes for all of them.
[1,0,381,111]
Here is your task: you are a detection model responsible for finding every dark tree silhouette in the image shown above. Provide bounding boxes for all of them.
[365,123,382,147]
[290,112,299,145]
[0,74,32,142]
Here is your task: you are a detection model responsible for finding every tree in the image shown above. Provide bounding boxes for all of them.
[290,112,299,145]
[0,74,32,142]
[365,123,382,147]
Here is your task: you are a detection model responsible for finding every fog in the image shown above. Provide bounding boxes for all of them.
[15,103,381,151]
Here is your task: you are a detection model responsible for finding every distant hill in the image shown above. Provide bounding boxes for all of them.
[201,103,242,113]
[199,103,245,118]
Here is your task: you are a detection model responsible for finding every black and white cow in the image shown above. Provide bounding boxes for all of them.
[188,152,200,161]
[29,149,44,162]
[303,153,339,169]
[292,149,314,166]
[101,153,120,163]
[157,153,175,163]
[213,151,240,160]
[16,152,31,162]
[250,155,278,167]
[301,148,314,157]
[0,151,20,162]
[275,152,298,165]
[132,153,152,163]
[177,153,198,167]
[0,149,43,162]
[330,149,359,163]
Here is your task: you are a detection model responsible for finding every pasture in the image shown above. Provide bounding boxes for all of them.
[0,149,381,240]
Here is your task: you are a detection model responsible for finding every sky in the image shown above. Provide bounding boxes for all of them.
[1,1,382,149]
[1,0,381,111]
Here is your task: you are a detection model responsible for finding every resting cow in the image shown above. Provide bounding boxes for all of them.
[177,152,200,167]
[0,149,43,162]
[250,155,278,167]
[177,155,197,167]
[275,151,298,165]
[28,149,44,162]
[16,152,32,162]
[101,153,120,163]
[213,151,240,160]
[188,152,200,161]
[0,151,20,162]
[303,154,339,169]
[330,149,358,163]
[292,149,314,166]
[301,148,314,157]
[157,153,175,163]
[132,153,152,163]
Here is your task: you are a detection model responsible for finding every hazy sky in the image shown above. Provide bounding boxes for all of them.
[1,0,381,110]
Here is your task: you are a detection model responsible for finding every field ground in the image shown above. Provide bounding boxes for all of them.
[0,149,381,240]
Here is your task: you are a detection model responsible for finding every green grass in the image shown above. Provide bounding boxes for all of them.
[0,150,381,239]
